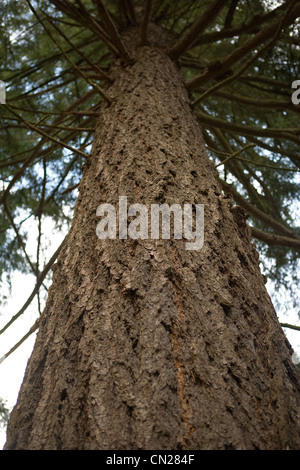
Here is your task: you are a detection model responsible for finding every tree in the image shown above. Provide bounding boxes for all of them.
[1,0,300,450]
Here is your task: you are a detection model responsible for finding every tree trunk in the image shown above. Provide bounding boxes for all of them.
[4,44,300,450]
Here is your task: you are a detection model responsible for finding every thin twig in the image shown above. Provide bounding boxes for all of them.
[249,226,300,249]
[236,156,299,172]
[245,136,300,164]
[7,105,100,117]
[49,0,119,55]
[140,0,152,46]
[0,239,65,336]
[280,323,300,332]
[92,0,132,63]
[60,183,80,195]
[191,32,284,106]
[4,105,90,159]
[0,319,40,365]
[26,0,112,104]
[193,86,300,114]
[0,89,97,207]
[36,158,47,290]
[220,179,300,240]
[191,3,288,48]
[215,143,255,168]
[42,9,112,83]
[2,201,38,275]
[213,129,274,213]
[187,1,300,90]
[195,110,300,145]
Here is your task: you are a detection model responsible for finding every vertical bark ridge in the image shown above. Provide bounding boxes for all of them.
[169,247,193,448]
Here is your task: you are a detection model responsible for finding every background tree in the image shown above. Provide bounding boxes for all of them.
[1,0,300,450]
[0,399,10,428]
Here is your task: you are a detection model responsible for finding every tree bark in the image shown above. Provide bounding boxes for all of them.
[4,44,300,450]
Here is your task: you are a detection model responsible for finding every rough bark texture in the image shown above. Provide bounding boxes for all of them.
[5,43,300,450]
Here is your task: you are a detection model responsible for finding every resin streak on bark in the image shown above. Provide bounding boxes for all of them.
[5,46,300,450]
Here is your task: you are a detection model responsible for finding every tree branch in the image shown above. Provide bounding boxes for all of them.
[186,2,300,90]
[280,323,300,332]
[25,1,112,104]
[121,0,138,26]
[92,0,132,63]
[3,201,38,275]
[195,110,300,145]
[49,0,119,55]
[0,239,65,336]
[191,3,288,47]
[215,143,255,168]
[4,105,90,159]
[212,129,275,213]
[219,179,300,240]
[249,226,300,249]
[42,10,112,84]
[224,0,239,29]
[168,0,225,59]
[140,0,152,46]
[193,87,300,114]
[0,319,40,365]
